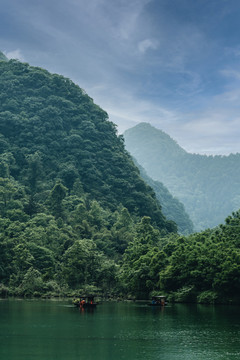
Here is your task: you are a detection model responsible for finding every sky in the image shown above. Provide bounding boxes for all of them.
[1,0,240,155]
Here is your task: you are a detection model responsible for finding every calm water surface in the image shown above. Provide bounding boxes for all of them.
[0,300,239,360]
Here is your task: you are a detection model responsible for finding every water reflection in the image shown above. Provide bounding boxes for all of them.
[0,300,239,360]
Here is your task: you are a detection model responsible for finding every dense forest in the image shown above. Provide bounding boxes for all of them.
[0,53,239,303]
[124,122,240,231]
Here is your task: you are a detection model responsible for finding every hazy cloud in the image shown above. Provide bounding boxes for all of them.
[220,69,240,81]
[4,49,25,61]
[138,39,159,53]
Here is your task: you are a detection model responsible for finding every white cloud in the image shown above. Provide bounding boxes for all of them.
[220,69,240,80]
[4,49,25,61]
[86,80,178,132]
[138,38,159,53]
[166,106,240,155]
[111,0,152,41]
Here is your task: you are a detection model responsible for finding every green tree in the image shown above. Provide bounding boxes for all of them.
[17,267,44,296]
[62,239,98,288]
[49,181,67,218]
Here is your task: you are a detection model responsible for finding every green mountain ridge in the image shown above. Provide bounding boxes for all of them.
[124,122,240,231]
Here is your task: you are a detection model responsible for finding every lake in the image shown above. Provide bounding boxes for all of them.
[0,299,239,360]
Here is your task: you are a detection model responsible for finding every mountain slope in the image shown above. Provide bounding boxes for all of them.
[124,122,240,231]
[0,59,176,232]
[134,160,194,234]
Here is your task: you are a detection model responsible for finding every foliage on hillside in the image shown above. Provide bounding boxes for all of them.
[0,194,138,297]
[0,58,177,297]
[0,59,176,231]
[124,122,240,231]
[121,211,240,303]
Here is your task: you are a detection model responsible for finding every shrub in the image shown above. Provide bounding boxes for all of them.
[197,290,218,304]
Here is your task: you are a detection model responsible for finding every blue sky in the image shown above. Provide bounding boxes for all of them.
[1,0,240,154]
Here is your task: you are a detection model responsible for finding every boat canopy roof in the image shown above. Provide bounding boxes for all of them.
[152,295,166,299]
[79,294,95,300]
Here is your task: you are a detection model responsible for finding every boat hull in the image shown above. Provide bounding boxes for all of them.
[74,302,97,308]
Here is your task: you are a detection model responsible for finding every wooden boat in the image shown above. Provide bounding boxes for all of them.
[148,295,167,306]
[73,295,97,309]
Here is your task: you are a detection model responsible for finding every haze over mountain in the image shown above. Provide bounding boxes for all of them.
[132,159,194,234]
[124,123,240,231]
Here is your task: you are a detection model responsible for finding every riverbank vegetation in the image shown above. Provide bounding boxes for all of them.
[1,208,239,304]
[0,55,239,304]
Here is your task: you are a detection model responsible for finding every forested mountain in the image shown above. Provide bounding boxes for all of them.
[0,56,239,304]
[0,58,176,232]
[124,122,240,231]
[132,159,194,234]
[0,56,177,298]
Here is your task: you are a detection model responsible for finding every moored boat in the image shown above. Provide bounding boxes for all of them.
[148,295,167,306]
[73,294,97,309]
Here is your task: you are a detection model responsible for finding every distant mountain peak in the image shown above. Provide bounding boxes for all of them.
[124,122,186,157]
